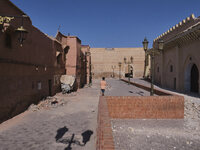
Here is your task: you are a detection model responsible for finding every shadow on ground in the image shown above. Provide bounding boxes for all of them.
[55,126,93,150]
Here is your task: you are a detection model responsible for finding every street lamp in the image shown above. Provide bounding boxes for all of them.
[111,65,116,78]
[118,62,122,79]
[127,61,131,85]
[130,56,133,63]
[15,25,28,46]
[142,37,164,96]
[124,57,127,64]
[0,15,28,46]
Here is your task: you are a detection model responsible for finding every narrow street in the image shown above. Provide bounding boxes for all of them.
[0,78,200,150]
[0,80,100,150]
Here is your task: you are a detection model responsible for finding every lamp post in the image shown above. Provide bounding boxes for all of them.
[124,57,127,64]
[142,37,164,96]
[118,62,122,79]
[127,61,131,85]
[130,56,133,63]
[111,65,116,78]
[0,15,28,46]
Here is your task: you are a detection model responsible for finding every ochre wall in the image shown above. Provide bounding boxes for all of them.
[153,15,200,94]
[90,47,145,79]
[0,0,65,123]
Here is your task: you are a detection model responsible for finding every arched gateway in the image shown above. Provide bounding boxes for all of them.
[185,63,199,93]
[190,64,199,92]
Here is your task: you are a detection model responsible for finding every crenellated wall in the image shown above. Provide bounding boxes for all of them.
[152,14,200,94]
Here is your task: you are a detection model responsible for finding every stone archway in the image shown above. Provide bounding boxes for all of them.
[190,64,199,92]
[184,63,199,93]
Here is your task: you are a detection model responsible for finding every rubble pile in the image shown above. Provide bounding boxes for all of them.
[28,97,66,111]
[184,96,200,120]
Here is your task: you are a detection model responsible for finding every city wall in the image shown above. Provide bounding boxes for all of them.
[91,47,145,79]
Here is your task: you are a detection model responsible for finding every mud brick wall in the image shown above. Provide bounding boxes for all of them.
[106,96,184,119]
[96,96,115,150]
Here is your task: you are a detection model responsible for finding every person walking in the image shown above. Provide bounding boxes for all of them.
[100,77,107,96]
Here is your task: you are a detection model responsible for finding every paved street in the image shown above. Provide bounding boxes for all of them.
[0,78,200,150]
[0,78,147,150]
[0,80,101,150]
[105,78,151,96]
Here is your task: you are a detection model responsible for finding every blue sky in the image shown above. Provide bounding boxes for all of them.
[10,0,200,48]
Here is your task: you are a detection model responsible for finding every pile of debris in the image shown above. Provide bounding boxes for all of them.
[60,75,75,94]
[28,97,66,112]
[184,96,200,120]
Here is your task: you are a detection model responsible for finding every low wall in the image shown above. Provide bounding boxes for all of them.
[97,95,184,150]
[96,96,115,150]
[96,79,185,150]
[107,96,184,119]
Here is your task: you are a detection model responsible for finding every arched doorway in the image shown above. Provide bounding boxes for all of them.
[190,64,199,92]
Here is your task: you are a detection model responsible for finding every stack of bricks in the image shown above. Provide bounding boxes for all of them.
[96,96,115,150]
[106,96,184,119]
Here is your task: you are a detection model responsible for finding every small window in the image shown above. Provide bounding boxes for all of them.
[57,53,62,65]
[32,81,35,89]
[170,65,173,72]
[157,67,159,73]
[105,48,114,51]
[37,82,42,90]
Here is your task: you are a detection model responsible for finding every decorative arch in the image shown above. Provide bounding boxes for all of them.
[125,64,134,77]
[184,55,199,93]
[155,63,161,84]
[166,59,174,73]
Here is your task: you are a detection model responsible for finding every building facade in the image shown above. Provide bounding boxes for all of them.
[55,32,91,89]
[151,14,200,94]
[0,0,68,122]
[81,45,92,85]
[90,47,145,79]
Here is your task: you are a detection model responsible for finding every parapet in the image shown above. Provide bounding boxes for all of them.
[153,14,198,44]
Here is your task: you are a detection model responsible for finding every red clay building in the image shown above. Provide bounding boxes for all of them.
[81,45,92,85]
[0,0,67,123]
[55,32,91,89]
[0,0,91,123]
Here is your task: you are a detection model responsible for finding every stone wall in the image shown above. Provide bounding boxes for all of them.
[90,48,145,79]
[153,14,200,94]
[107,96,184,119]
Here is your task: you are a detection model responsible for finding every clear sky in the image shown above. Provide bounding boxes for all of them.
[10,0,200,48]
